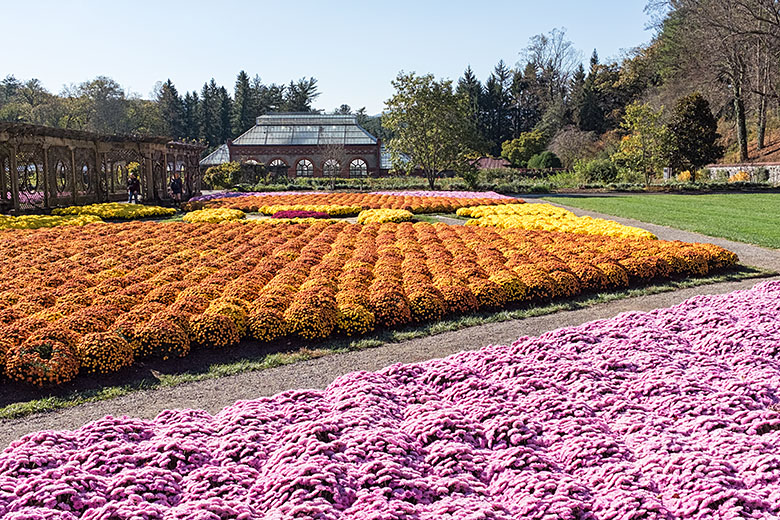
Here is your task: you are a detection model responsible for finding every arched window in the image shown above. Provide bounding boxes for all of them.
[296,159,313,177]
[349,158,368,178]
[269,159,289,180]
[323,159,340,177]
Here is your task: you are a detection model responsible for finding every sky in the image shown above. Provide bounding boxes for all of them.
[1,0,655,114]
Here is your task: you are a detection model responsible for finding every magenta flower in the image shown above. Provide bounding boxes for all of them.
[2,281,780,518]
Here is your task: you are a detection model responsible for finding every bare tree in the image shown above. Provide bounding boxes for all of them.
[549,126,598,169]
[661,0,757,160]
[318,130,348,190]
[522,28,582,106]
[656,0,780,159]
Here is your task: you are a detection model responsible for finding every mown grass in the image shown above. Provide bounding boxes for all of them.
[0,265,772,420]
[547,194,780,249]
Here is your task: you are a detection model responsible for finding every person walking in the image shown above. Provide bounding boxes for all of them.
[127,172,141,204]
[169,171,183,202]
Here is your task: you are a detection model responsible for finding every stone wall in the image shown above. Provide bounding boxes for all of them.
[706,163,780,184]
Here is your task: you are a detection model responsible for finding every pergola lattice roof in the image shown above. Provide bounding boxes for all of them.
[232,113,378,146]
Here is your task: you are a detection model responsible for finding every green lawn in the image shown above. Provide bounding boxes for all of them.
[547,194,780,249]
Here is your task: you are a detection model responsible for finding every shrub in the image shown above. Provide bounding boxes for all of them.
[577,158,618,183]
[203,162,242,189]
[527,151,562,169]
[754,167,770,183]
[676,170,692,182]
[77,332,134,374]
[501,130,546,167]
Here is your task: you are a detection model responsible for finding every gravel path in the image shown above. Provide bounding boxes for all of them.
[2,204,778,447]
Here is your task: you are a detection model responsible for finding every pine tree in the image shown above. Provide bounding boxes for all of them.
[481,60,513,155]
[510,64,542,137]
[183,91,200,140]
[156,79,185,139]
[231,71,257,137]
[282,77,319,112]
[199,80,221,148]
[456,66,485,153]
[218,86,232,143]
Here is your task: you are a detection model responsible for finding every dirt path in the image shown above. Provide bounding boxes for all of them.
[2,210,778,448]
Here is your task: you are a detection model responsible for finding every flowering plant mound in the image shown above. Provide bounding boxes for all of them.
[371,190,513,199]
[0,214,103,230]
[76,332,134,375]
[729,170,751,183]
[0,220,737,385]
[4,281,780,518]
[182,208,246,223]
[192,193,517,214]
[188,190,312,202]
[53,202,176,219]
[458,203,657,239]
[271,210,330,219]
[357,208,414,224]
[5,338,80,387]
[189,313,240,349]
[259,204,362,217]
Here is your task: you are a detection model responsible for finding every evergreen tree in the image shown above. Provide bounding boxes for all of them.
[231,71,255,136]
[183,91,200,140]
[218,86,232,143]
[457,66,486,153]
[589,49,599,74]
[667,92,723,175]
[282,77,320,112]
[156,79,185,139]
[510,64,543,137]
[199,80,221,148]
[481,60,513,155]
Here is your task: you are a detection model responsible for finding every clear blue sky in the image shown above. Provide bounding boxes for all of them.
[1,0,653,114]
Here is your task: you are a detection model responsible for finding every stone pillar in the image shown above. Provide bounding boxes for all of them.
[70,147,77,205]
[10,144,19,213]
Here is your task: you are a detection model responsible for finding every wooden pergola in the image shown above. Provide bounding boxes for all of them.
[0,123,205,213]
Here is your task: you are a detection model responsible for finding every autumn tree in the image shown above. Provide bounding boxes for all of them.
[611,102,670,185]
[383,72,473,189]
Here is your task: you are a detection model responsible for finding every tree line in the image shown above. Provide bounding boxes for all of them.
[384,0,780,188]
[0,73,327,150]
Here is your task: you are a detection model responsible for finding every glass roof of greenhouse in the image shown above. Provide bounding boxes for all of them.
[232,113,378,146]
[199,144,230,166]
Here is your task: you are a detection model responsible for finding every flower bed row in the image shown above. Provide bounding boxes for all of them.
[53,202,176,219]
[190,193,521,214]
[0,214,103,230]
[256,204,362,217]
[356,209,414,224]
[458,203,657,239]
[182,208,246,223]
[0,220,736,386]
[2,280,778,518]
[370,190,513,199]
[271,210,330,219]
